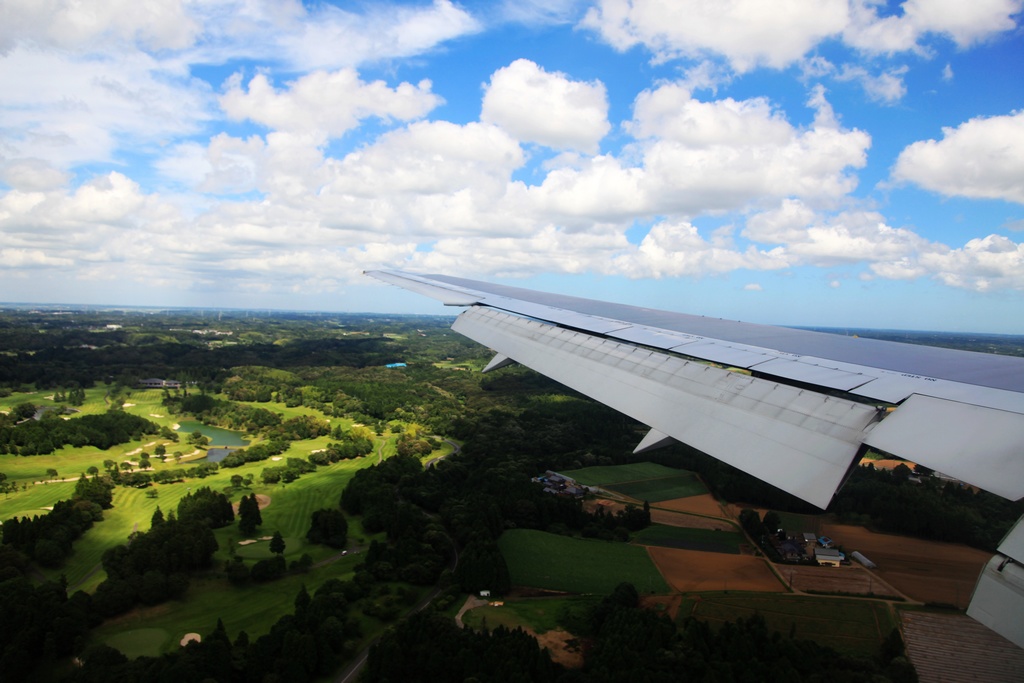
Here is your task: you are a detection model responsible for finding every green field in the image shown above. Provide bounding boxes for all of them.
[679,593,897,656]
[498,529,668,595]
[560,463,707,502]
[462,595,600,633]
[631,524,744,554]
[561,462,684,486]
[609,473,707,502]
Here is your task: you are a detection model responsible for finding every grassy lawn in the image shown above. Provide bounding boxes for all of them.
[557,464,707,502]
[632,525,745,554]
[608,473,707,502]
[89,558,363,656]
[561,462,685,486]
[678,593,896,656]
[498,529,668,595]
[462,595,601,633]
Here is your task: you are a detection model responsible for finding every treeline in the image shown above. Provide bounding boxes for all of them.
[0,330,398,391]
[0,409,159,455]
[362,582,916,682]
[651,443,1024,552]
[832,464,1024,551]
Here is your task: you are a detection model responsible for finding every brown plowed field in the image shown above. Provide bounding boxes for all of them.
[656,494,728,517]
[900,611,1024,683]
[649,508,736,531]
[778,564,901,598]
[647,546,785,593]
[820,523,991,607]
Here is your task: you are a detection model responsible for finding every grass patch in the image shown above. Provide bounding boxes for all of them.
[104,628,171,659]
[632,525,744,554]
[607,473,706,502]
[561,462,685,486]
[463,595,600,634]
[678,592,896,656]
[90,561,362,656]
[498,529,668,595]
[558,463,707,501]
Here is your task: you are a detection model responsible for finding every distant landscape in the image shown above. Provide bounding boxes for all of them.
[1,306,1021,681]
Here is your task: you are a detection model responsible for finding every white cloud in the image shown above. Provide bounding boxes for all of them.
[893,111,1024,204]
[276,0,480,71]
[0,248,74,269]
[836,65,908,103]
[744,283,763,291]
[581,0,848,71]
[628,83,793,146]
[0,0,199,53]
[481,59,611,153]
[522,86,870,223]
[845,0,1022,53]
[583,1,1022,74]
[745,204,929,267]
[220,69,442,139]
[920,234,1024,291]
[611,220,789,278]
[0,159,70,191]
[0,47,213,169]
[411,225,630,277]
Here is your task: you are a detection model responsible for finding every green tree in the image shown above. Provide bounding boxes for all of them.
[238,494,262,536]
[270,530,286,555]
[0,473,15,498]
[45,468,58,481]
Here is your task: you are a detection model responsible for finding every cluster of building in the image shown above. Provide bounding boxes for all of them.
[773,531,849,566]
[137,378,182,389]
[533,470,589,498]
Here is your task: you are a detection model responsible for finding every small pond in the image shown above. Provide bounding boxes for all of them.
[176,420,250,448]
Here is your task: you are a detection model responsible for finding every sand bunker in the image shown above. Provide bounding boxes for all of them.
[238,540,258,546]
[180,633,201,646]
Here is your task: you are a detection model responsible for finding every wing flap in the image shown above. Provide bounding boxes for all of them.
[864,394,1024,500]
[454,306,880,508]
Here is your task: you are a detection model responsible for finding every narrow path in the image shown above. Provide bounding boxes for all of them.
[333,531,458,683]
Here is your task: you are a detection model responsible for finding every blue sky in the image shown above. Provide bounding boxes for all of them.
[1,1,1023,332]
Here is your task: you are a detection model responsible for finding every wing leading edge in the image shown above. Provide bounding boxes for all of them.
[366,269,1024,646]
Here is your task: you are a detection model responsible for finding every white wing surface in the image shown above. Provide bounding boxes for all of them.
[367,269,1024,646]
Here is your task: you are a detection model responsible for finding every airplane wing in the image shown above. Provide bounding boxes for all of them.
[366,268,1024,646]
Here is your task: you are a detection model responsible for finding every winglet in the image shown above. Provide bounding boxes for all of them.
[482,354,516,373]
[633,428,677,454]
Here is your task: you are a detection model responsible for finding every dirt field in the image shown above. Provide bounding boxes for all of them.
[533,630,584,668]
[649,507,736,531]
[820,523,992,607]
[779,564,902,598]
[646,546,785,593]
[656,494,728,518]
